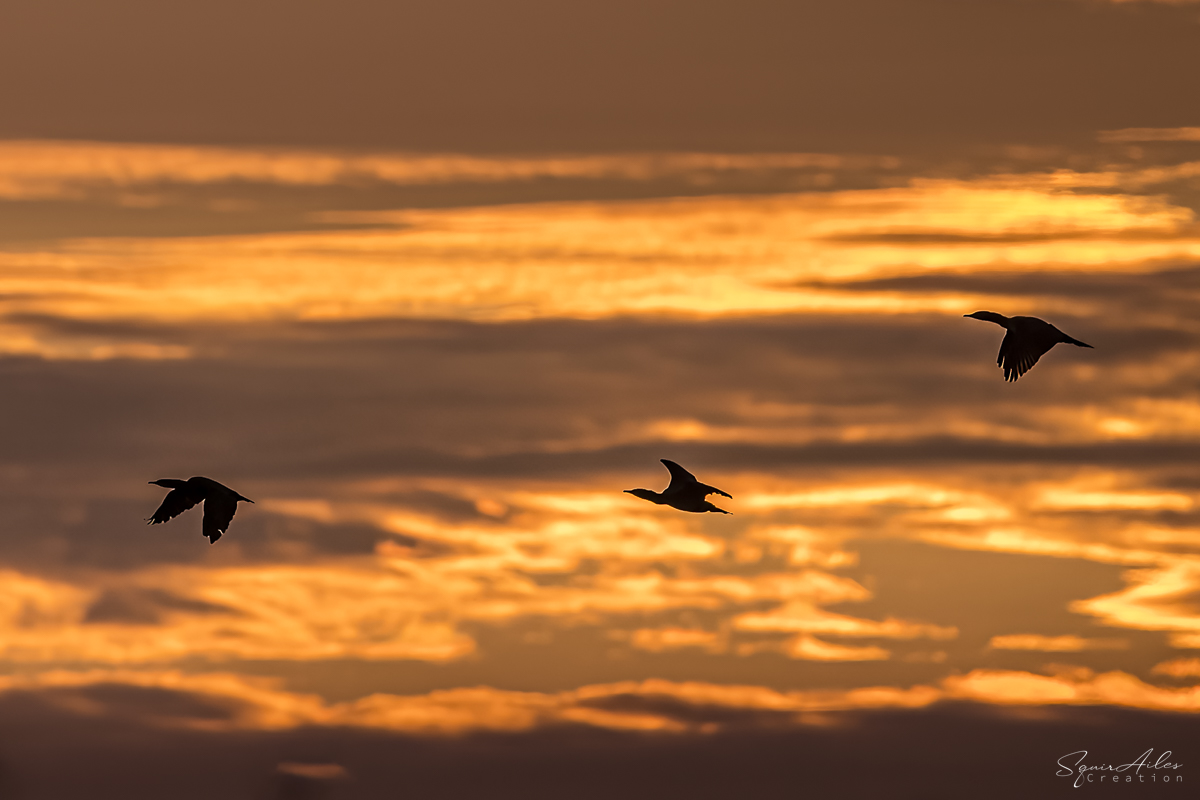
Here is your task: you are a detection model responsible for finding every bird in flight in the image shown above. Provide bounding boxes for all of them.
[625,459,732,514]
[964,311,1093,382]
[147,476,254,543]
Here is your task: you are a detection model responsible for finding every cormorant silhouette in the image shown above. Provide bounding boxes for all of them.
[625,459,732,514]
[964,311,1093,382]
[147,476,254,543]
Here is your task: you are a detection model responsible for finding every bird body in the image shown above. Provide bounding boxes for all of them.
[147,476,253,543]
[964,311,1092,381]
[625,459,731,514]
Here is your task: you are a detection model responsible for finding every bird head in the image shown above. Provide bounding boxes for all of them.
[625,488,660,502]
[963,311,1007,325]
[149,478,188,489]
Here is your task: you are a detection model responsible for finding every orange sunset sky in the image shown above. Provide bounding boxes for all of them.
[2,1,1200,797]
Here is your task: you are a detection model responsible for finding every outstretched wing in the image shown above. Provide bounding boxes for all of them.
[201,494,239,543]
[997,331,1054,382]
[148,488,202,525]
[699,483,733,499]
[661,459,698,493]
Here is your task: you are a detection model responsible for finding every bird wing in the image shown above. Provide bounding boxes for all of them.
[698,483,733,499]
[661,459,698,492]
[997,330,1055,382]
[148,487,203,525]
[201,493,239,543]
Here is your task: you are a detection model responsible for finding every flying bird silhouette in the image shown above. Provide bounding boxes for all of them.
[964,311,1093,382]
[625,459,732,514]
[147,476,254,543]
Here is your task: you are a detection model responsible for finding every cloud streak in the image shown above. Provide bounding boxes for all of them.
[0,141,891,201]
[0,176,1196,350]
[3,667,1199,741]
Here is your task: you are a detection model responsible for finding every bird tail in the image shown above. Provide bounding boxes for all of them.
[1063,335,1093,348]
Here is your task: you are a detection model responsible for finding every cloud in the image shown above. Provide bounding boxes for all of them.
[1101,0,1200,5]
[3,679,1198,799]
[1,176,1196,346]
[4,0,1200,161]
[1070,560,1200,639]
[779,635,891,661]
[0,670,942,736]
[624,627,724,653]
[82,587,235,625]
[3,666,1200,743]
[987,634,1129,652]
[0,546,958,666]
[1099,127,1200,143]
[0,317,191,360]
[276,761,347,780]
[944,668,1200,712]
[1152,657,1200,677]
[1034,487,1193,512]
[2,138,1200,719]
[0,141,891,201]
[2,345,1197,674]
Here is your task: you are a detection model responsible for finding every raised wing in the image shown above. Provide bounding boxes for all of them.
[660,459,698,492]
[148,487,203,525]
[201,493,239,543]
[997,331,1054,382]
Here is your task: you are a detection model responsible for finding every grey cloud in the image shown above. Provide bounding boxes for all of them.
[267,441,1200,484]
[0,314,1138,467]
[799,264,1200,299]
[83,587,236,625]
[797,266,1200,342]
[2,1,1200,154]
[578,692,797,729]
[0,310,1191,441]
[0,312,1196,572]
[59,682,240,723]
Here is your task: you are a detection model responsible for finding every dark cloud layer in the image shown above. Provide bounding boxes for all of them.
[0,309,1196,571]
[0,310,1189,462]
[0,690,1196,799]
[2,1,1199,152]
[806,264,1200,307]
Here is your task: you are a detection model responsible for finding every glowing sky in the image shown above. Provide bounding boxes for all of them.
[3,1,1200,796]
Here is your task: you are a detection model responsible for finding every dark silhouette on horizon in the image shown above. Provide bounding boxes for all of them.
[625,459,732,514]
[964,311,1093,382]
[147,476,254,543]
